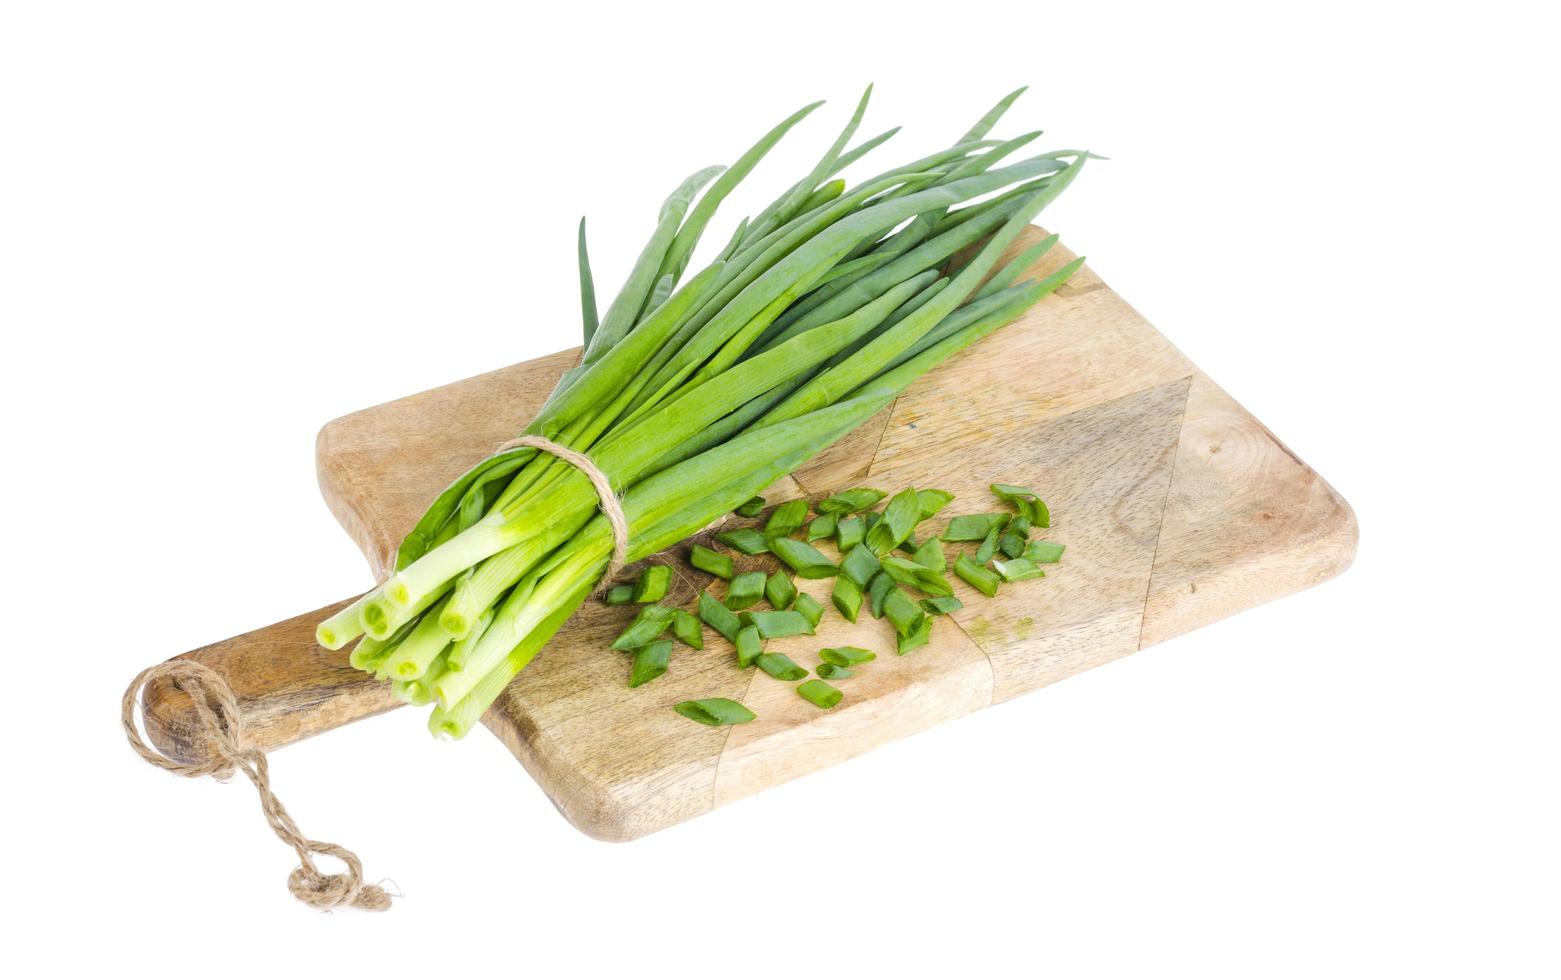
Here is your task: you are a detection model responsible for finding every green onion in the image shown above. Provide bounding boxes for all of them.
[765,499,809,537]
[916,489,955,521]
[817,488,886,514]
[832,575,863,622]
[998,529,1027,559]
[840,542,882,588]
[954,553,1001,597]
[698,590,741,643]
[632,564,672,602]
[690,544,735,579]
[756,652,808,681]
[1024,540,1066,563]
[715,528,771,555]
[743,609,815,639]
[867,572,894,618]
[735,625,764,668]
[604,584,634,605]
[725,571,767,609]
[673,609,704,648]
[628,640,672,687]
[921,595,964,616]
[879,554,954,596]
[897,618,933,655]
[835,515,866,552]
[765,570,798,609]
[806,513,837,541]
[881,587,926,638]
[865,487,921,554]
[794,593,825,629]
[796,679,843,709]
[611,605,675,650]
[675,698,756,726]
[912,537,946,571]
[975,523,1001,564]
[992,557,1046,582]
[990,483,1051,527]
[734,496,766,518]
[943,513,1005,541]
[768,537,838,578]
[577,216,599,346]
[820,646,876,666]
[816,663,853,680]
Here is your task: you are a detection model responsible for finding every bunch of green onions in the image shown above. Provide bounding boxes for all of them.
[315,86,1090,738]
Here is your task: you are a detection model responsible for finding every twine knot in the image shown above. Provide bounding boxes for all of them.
[122,660,392,912]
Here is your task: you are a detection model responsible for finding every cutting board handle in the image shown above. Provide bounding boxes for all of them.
[141,595,400,764]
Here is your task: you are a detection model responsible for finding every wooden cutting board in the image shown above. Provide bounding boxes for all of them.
[143,226,1357,841]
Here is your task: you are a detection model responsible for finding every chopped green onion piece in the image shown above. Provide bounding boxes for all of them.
[734,496,767,519]
[954,553,1001,597]
[765,570,798,609]
[866,487,921,555]
[765,499,810,537]
[840,542,882,588]
[896,617,933,655]
[1024,540,1066,563]
[735,625,764,668]
[796,679,843,709]
[990,483,1051,527]
[628,640,672,688]
[835,515,866,552]
[672,609,704,649]
[816,663,853,680]
[832,574,863,622]
[675,698,755,727]
[611,605,675,650]
[744,609,816,639]
[992,557,1046,582]
[975,523,1001,564]
[912,537,946,571]
[725,571,767,609]
[690,544,735,579]
[1010,515,1032,536]
[769,537,838,578]
[716,528,771,555]
[819,646,876,666]
[698,590,741,643]
[633,564,672,602]
[817,487,886,515]
[999,529,1027,560]
[806,513,838,541]
[921,595,964,616]
[881,587,926,638]
[794,593,824,629]
[916,489,955,521]
[756,652,808,681]
[880,553,955,596]
[604,584,634,606]
[867,572,894,618]
[943,513,1005,541]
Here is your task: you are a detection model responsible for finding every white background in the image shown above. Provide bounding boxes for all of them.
[4,1,1557,976]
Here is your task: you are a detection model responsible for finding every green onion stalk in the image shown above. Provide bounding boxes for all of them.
[314,86,1092,737]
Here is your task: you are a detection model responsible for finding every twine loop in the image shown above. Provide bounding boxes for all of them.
[494,435,629,587]
[121,660,392,911]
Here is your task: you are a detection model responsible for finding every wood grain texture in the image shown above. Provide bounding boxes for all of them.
[142,227,1356,839]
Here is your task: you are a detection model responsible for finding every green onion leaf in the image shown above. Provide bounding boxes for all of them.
[725,571,767,609]
[765,570,798,609]
[796,679,843,709]
[999,529,1028,560]
[604,584,634,606]
[806,513,838,541]
[866,487,921,555]
[632,564,672,602]
[840,543,883,588]
[698,590,741,643]
[881,587,927,638]
[819,646,876,666]
[735,496,767,519]
[744,609,815,639]
[735,625,764,668]
[611,605,675,650]
[577,216,598,347]
[835,515,866,552]
[690,544,735,579]
[896,617,933,655]
[921,595,964,616]
[817,487,886,515]
[912,537,946,571]
[990,483,1051,527]
[765,499,810,537]
[880,554,954,596]
[816,663,853,680]
[756,652,808,681]
[672,609,704,649]
[716,528,771,555]
[794,593,825,629]
[832,574,863,622]
[867,572,894,618]
[954,553,1001,597]
[975,523,1001,565]
[916,489,955,521]
[943,513,1005,541]
[769,537,838,578]
[675,698,756,727]
[1024,540,1066,563]
[628,640,672,688]
[992,557,1046,582]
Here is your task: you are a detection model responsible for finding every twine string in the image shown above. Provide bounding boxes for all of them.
[121,660,392,911]
[493,435,629,588]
